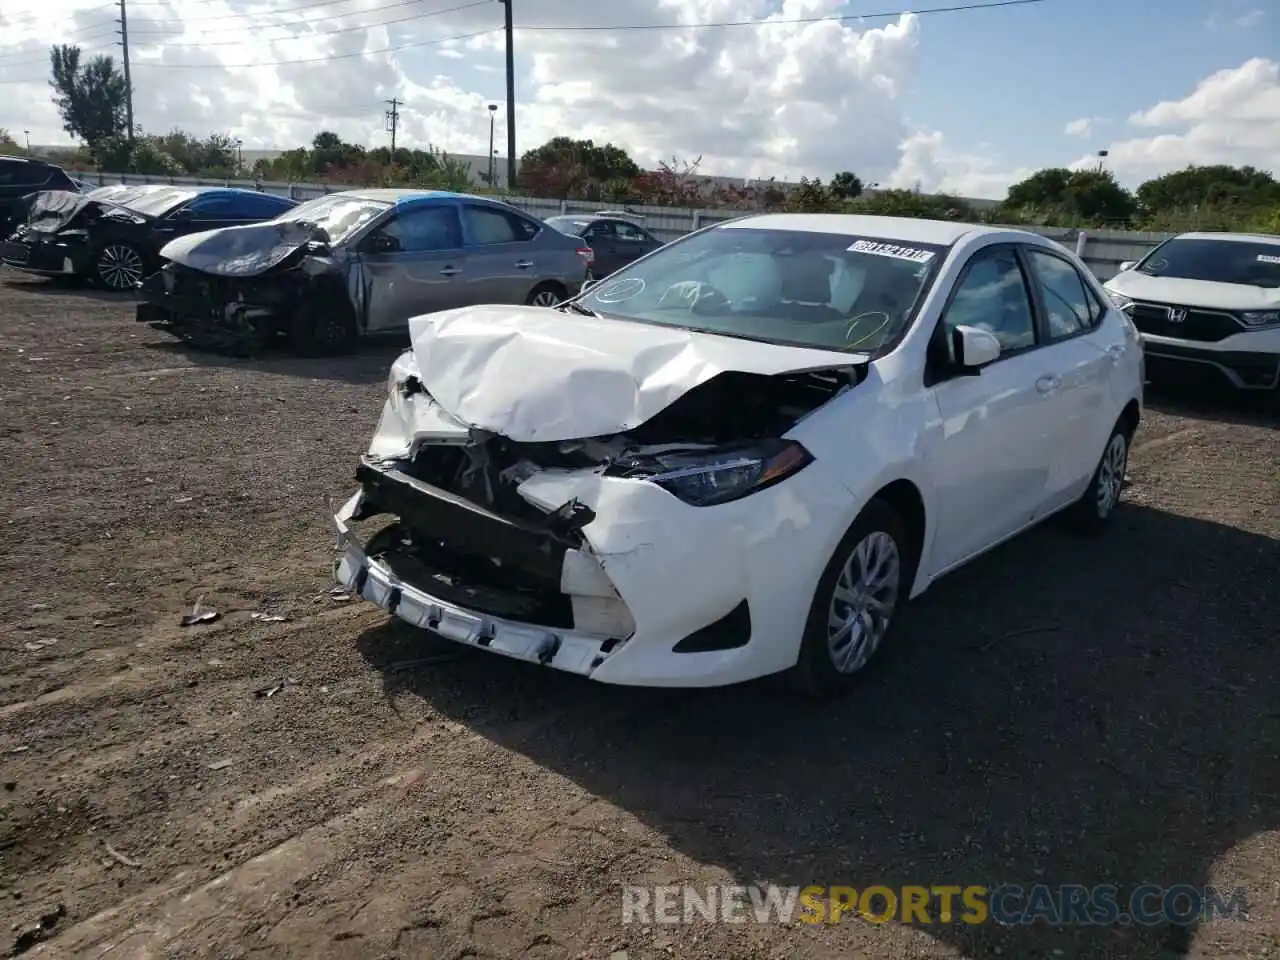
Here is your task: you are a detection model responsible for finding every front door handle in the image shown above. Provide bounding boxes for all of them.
[440,266,460,277]
[1035,375,1060,394]
[514,259,533,269]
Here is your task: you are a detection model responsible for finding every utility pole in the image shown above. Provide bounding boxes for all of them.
[116,0,134,147]
[384,97,402,155]
[499,0,515,189]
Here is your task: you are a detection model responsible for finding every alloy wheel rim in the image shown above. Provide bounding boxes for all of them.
[826,530,901,675]
[531,289,560,307]
[1096,433,1128,518]
[99,245,143,290]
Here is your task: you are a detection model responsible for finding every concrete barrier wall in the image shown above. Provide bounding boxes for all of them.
[81,171,1169,280]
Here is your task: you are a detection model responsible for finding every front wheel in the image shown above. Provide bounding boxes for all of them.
[93,243,146,291]
[789,498,910,698]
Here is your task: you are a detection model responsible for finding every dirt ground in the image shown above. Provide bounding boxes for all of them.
[0,274,1277,960]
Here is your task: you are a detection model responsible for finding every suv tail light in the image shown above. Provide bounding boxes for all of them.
[575,245,595,265]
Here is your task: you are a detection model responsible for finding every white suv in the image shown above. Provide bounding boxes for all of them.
[1104,231,1280,393]
[333,214,1144,697]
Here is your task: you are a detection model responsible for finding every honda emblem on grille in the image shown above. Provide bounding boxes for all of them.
[1167,306,1188,323]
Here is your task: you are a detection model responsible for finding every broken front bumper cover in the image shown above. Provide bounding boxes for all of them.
[333,488,621,678]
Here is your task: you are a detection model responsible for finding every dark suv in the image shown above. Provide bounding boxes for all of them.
[0,156,79,238]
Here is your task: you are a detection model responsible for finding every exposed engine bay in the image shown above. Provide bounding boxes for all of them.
[136,220,352,355]
[395,367,854,521]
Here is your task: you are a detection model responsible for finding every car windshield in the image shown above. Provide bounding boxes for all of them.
[119,187,202,217]
[275,195,392,244]
[1137,237,1280,288]
[576,226,947,353]
[545,216,590,236]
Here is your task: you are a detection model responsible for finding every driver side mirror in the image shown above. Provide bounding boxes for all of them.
[952,325,1001,372]
[371,233,400,254]
[1118,260,1136,272]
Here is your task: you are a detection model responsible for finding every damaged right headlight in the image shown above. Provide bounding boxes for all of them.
[632,439,813,507]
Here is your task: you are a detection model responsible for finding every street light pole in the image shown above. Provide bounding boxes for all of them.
[487,103,497,186]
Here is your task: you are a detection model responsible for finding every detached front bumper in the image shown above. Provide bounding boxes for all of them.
[332,452,857,688]
[333,485,621,678]
[0,236,91,276]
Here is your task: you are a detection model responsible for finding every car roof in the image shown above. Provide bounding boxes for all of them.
[719,213,1007,246]
[0,154,61,168]
[1172,231,1280,245]
[329,187,488,205]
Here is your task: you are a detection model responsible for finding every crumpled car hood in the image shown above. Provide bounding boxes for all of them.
[1108,270,1280,311]
[407,304,864,443]
[159,219,325,277]
[22,190,99,233]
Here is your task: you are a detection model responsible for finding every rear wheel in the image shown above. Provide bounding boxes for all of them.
[93,243,146,291]
[789,498,910,698]
[526,282,566,308]
[1067,418,1133,533]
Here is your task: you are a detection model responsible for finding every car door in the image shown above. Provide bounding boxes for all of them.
[582,220,622,275]
[1020,246,1118,510]
[458,202,546,303]
[924,243,1063,575]
[353,202,468,332]
[613,220,661,269]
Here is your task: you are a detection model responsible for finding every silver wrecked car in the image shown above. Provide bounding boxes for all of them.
[134,188,596,356]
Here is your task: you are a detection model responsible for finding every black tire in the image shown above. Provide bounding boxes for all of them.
[91,242,147,291]
[1066,416,1134,534]
[526,282,567,308]
[289,296,357,357]
[789,498,911,699]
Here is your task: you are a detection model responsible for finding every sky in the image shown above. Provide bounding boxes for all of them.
[0,0,1276,199]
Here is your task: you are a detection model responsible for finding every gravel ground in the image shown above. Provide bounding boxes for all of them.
[0,274,1277,960]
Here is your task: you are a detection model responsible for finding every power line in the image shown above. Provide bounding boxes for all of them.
[135,0,485,25]
[0,0,1054,82]
[0,0,489,64]
[131,25,498,69]
[515,0,1049,32]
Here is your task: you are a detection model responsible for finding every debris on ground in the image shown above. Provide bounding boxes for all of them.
[206,759,234,771]
[10,903,65,956]
[180,596,220,627]
[250,612,288,623]
[253,677,298,699]
[103,841,142,868]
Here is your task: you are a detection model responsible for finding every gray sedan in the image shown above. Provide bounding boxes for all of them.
[134,188,595,355]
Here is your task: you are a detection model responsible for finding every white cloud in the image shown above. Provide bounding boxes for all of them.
[1072,57,1280,185]
[0,0,923,183]
[2,2,1276,200]
[886,130,1032,199]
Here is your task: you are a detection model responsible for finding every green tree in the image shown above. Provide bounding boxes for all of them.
[48,44,128,150]
[1003,167,1135,225]
[854,188,974,220]
[516,137,640,198]
[0,128,20,153]
[830,170,863,200]
[1135,165,1279,214]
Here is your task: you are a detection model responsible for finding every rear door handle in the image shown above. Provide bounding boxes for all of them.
[514,259,533,269]
[1035,375,1060,394]
[440,266,460,277]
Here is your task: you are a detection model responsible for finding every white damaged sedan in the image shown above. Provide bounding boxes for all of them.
[333,213,1144,697]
